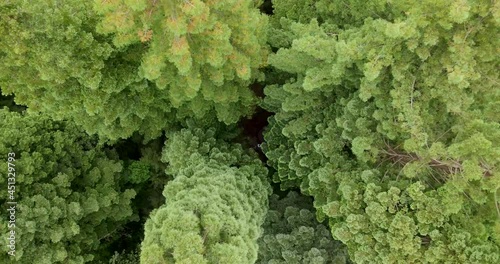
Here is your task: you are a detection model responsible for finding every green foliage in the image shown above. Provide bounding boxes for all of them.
[93,0,268,124]
[109,249,140,264]
[257,191,350,264]
[270,0,318,25]
[0,88,26,113]
[0,0,163,141]
[1,1,499,263]
[140,127,271,263]
[263,0,500,263]
[0,0,267,141]
[131,139,172,215]
[0,109,136,263]
[123,160,151,185]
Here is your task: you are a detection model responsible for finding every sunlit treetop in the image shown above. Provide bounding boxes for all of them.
[0,0,268,141]
[94,0,269,122]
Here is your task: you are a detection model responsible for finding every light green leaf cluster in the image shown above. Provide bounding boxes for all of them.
[94,0,269,124]
[0,109,136,263]
[140,127,271,264]
[263,0,500,263]
[257,191,350,264]
[0,0,268,142]
[0,1,177,141]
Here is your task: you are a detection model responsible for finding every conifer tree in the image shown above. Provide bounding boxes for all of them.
[0,0,268,141]
[0,0,165,141]
[0,109,136,263]
[93,0,269,124]
[263,0,500,263]
[140,126,271,263]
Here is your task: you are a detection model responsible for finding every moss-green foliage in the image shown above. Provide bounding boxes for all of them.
[133,139,172,215]
[263,0,500,263]
[0,0,268,141]
[140,127,271,263]
[257,191,350,264]
[271,0,401,27]
[0,109,136,263]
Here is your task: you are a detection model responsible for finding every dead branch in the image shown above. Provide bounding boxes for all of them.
[380,144,494,178]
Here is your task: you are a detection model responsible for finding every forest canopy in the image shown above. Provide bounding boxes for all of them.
[0,0,499,263]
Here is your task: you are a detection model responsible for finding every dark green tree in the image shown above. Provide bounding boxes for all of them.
[257,191,350,264]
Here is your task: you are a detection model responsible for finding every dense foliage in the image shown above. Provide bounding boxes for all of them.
[109,249,140,264]
[140,126,271,263]
[263,0,500,263]
[94,0,268,124]
[0,109,136,263]
[257,191,349,264]
[0,0,266,141]
[0,0,498,263]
